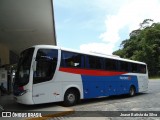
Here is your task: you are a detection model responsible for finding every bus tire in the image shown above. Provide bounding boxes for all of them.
[129,86,136,97]
[63,89,78,106]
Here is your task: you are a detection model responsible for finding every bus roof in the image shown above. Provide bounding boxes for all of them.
[33,45,146,65]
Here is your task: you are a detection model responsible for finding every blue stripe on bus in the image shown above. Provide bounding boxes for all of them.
[81,75,138,99]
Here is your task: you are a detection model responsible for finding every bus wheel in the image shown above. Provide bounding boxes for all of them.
[129,86,135,97]
[63,89,78,106]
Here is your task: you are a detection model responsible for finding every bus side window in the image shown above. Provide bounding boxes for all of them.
[105,58,117,71]
[86,56,103,70]
[119,61,129,72]
[61,51,84,68]
[131,63,138,73]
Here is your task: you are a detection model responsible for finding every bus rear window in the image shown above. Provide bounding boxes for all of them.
[138,64,146,73]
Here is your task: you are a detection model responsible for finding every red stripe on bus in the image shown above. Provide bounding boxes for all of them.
[59,67,127,76]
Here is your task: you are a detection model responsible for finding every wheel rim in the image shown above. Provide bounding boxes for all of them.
[67,93,75,103]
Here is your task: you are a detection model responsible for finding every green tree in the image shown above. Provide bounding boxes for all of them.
[113,19,160,77]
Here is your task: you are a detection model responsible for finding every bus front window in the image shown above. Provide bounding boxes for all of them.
[15,48,34,87]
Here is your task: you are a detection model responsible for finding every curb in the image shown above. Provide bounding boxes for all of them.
[26,108,75,120]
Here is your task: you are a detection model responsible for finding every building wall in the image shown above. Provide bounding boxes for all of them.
[0,44,9,66]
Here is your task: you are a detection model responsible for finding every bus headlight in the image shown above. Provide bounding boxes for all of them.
[19,90,28,96]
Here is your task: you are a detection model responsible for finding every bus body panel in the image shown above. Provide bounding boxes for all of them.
[32,82,54,104]
[125,73,148,92]
[137,75,148,92]
[55,71,84,100]
[81,75,139,99]
[59,68,139,99]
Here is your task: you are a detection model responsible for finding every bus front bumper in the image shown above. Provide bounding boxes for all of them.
[14,91,34,105]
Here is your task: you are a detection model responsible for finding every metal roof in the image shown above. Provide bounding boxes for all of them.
[0,0,56,54]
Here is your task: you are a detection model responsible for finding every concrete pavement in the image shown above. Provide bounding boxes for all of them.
[0,94,74,120]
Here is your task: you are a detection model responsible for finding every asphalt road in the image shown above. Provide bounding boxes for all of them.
[1,80,160,120]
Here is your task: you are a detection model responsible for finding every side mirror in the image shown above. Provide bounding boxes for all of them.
[32,61,37,72]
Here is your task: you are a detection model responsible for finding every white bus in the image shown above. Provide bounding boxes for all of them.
[14,45,148,106]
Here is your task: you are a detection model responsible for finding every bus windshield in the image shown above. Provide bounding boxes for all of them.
[15,48,34,86]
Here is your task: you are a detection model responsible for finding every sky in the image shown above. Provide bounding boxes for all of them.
[53,0,160,55]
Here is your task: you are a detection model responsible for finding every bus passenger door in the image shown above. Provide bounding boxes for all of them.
[32,49,58,104]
